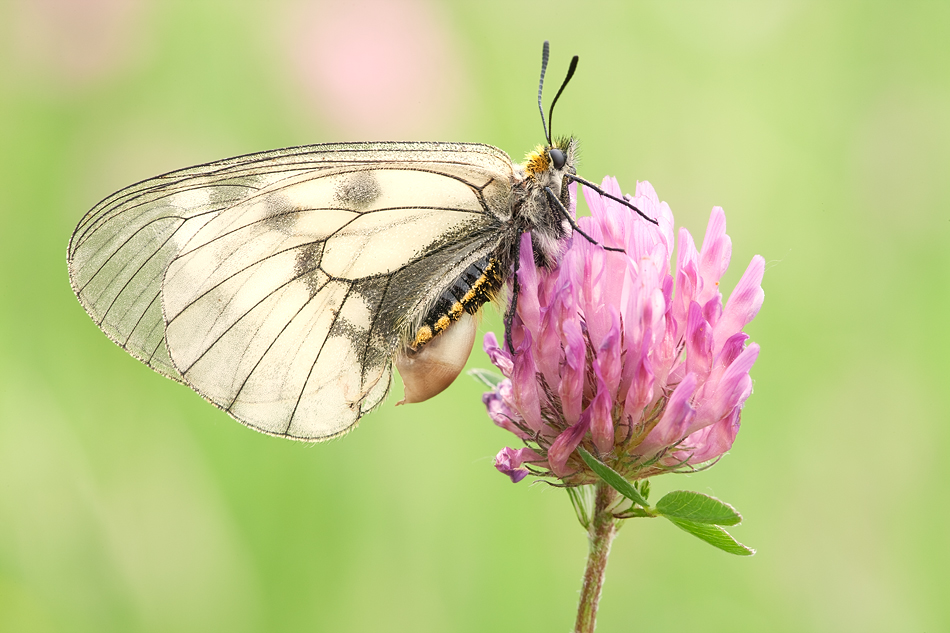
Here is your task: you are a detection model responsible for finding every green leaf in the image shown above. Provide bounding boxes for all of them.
[577,447,649,507]
[655,491,742,526]
[664,517,755,556]
[467,368,504,389]
[615,508,654,519]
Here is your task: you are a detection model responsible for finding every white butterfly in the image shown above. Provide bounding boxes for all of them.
[67,43,654,441]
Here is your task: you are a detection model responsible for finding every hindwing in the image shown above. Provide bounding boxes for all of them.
[68,142,514,440]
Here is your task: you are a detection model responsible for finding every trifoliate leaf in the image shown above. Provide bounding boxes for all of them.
[577,447,649,507]
[656,491,742,526]
[664,517,755,556]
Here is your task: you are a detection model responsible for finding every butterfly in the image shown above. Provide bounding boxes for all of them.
[67,41,655,442]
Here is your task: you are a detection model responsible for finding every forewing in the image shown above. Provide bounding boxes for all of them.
[68,142,514,440]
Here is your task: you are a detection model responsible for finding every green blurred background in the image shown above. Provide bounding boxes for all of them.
[1,1,948,631]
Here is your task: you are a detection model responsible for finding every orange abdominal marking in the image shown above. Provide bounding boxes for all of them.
[413,326,433,346]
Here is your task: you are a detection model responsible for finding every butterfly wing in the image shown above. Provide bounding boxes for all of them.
[68,142,514,440]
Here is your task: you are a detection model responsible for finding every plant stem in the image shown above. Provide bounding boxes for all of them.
[574,481,618,633]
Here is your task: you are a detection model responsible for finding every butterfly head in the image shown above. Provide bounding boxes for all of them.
[523,137,577,189]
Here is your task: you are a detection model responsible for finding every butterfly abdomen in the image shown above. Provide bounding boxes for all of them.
[409,254,506,349]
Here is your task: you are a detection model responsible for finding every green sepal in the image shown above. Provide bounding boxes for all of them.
[655,491,741,526]
[468,368,505,389]
[577,447,649,507]
[566,485,596,529]
[664,517,755,556]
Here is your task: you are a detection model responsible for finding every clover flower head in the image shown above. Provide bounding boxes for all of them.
[484,178,764,484]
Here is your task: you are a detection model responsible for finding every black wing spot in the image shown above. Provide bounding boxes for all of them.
[351,276,393,370]
[334,170,381,210]
[294,242,326,298]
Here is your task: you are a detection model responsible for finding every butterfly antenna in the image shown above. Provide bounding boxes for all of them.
[538,41,551,145]
[548,55,578,145]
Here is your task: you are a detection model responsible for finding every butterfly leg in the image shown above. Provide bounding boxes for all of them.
[565,175,658,225]
[504,250,522,353]
[543,187,625,253]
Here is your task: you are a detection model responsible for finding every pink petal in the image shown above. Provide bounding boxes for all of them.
[582,179,609,220]
[713,255,765,354]
[590,177,628,251]
[716,333,750,369]
[535,302,564,390]
[495,447,543,483]
[685,300,713,380]
[515,232,542,336]
[622,334,655,426]
[637,372,699,457]
[682,407,741,464]
[697,207,732,306]
[590,356,616,454]
[510,338,544,433]
[483,332,513,377]
[673,228,699,332]
[693,343,759,433]
[625,179,660,263]
[483,382,529,439]
[703,295,722,330]
[581,241,611,352]
[548,411,591,477]
[595,310,623,396]
[589,390,614,455]
[557,314,586,426]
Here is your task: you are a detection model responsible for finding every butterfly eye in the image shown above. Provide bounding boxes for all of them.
[549,148,566,170]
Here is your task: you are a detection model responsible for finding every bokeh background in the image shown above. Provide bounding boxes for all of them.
[1,1,948,631]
